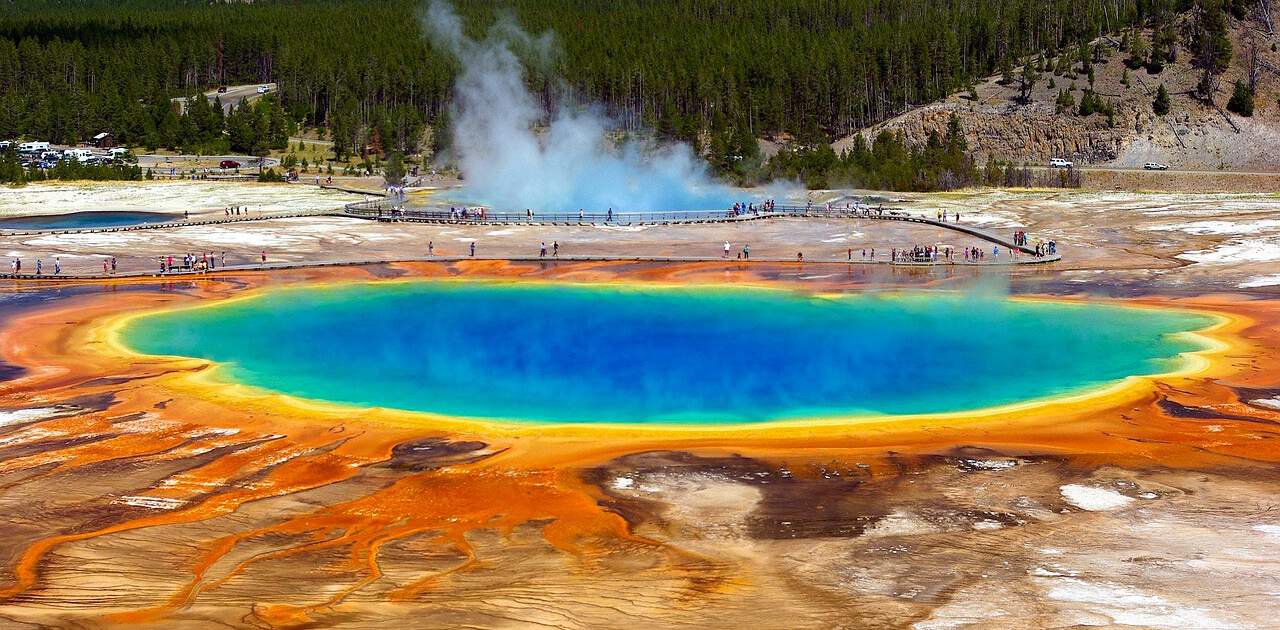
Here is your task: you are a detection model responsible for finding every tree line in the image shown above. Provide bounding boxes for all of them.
[0,0,1254,191]
[1,0,1190,144]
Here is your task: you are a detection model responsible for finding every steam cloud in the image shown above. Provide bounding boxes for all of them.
[422,1,737,212]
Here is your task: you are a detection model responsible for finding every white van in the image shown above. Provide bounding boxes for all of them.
[18,141,50,153]
[64,148,94,162]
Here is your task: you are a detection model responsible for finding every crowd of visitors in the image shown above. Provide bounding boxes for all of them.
[157,251,229,273]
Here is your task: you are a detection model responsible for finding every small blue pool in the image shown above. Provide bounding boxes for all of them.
[0,211,177,230]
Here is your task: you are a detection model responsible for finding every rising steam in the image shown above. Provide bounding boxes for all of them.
[422,1,736,212]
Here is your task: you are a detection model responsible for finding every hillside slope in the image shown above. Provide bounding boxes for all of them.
[840,13,1280,170]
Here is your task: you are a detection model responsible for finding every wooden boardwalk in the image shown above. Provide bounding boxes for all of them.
[0,200,1060,280]
[0,251,1058,282]
[342,201,1053,258]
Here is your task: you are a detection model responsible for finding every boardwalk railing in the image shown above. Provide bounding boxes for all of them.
[341,199,768,224]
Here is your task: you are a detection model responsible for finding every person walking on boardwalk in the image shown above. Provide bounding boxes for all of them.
[35,259,41,276]
[261,250,267,264]
[553,241,559,257]
[742,244,750,259]
[724,241,731,258]
[540,242,547,257]
[428,241,434,256]
[110,256,117,273]
[470,241,475,257]
[53,258,60,275]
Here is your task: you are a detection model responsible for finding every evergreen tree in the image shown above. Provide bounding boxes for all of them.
[1128,30,1149,69]
[1018,63,1040,104]
[1153,84,1171,115]
[384,151,405,185]
[1227,81,1254,116]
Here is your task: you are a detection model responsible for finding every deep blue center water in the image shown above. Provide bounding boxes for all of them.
[121,282,1215,424]
[0,211,175,230]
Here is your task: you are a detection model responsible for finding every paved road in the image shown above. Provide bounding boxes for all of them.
[136,154,280,169]
[1028,165,1280,176]
[171,83,277,114]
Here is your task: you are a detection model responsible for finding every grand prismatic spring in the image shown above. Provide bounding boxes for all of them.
[119,282,1216,425]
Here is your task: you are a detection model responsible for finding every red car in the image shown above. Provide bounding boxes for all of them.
[219,160,240,169]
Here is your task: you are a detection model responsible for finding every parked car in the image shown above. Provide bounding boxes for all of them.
[18,141,50,153]
[1143,162,1169,170]
[217,86,228,93]
[219,159,241,169]
[1048,157,1074,169]
[256,85,270,94]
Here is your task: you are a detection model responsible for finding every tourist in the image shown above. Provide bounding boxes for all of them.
[428,241,434,256]
[742,244,750,259]
[797,252,804,262]
[847,248,852,261]
[35,259,41,275]
[553,241,559,257]
[606,208,613,222]
[579,209,584,222]
[53,257,60,275]
[470,241,475,257]
[723,241,730,258]
[159,257,165,274]
[221,251,226,267]
[103,259,109,274]
[261,250,267,264]
[540,242,547,257]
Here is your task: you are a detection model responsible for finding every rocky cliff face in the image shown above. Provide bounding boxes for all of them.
[834,19,1280,170]
[839,102,1129,164]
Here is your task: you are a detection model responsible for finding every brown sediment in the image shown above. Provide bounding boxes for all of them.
[0,260,1277,627]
